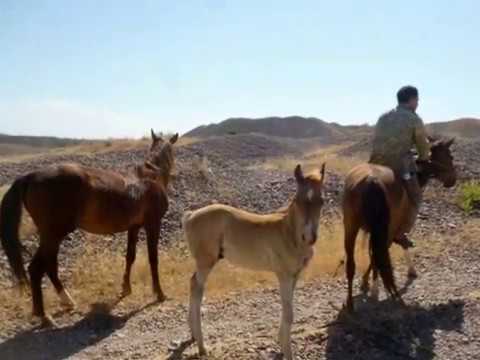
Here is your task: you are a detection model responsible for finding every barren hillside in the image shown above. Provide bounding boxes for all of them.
[184,116,348,141]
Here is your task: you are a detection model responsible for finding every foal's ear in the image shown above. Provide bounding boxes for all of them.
[294,164,304,183]
[169,133,179,144]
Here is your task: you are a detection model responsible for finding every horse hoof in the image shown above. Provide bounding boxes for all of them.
[61,301,77,311]
[157,293,167,303]
[60,290,77,310]
[408,269,418,279]
[41,315,58,328]
[360,282,369,294]
[121,284,132,298]
[345,302,354,314]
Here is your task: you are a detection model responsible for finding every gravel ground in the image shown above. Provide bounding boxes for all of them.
[0,134,478,359]
[0,228,478,360]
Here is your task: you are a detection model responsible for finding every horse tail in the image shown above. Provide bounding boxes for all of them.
[0,177,29,287]
[362,177,397,296]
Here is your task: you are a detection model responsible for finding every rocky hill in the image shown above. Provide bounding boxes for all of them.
[184,116,348,141]
[427,118,480,139]
[185,116,480,144]
[0,133,87,157]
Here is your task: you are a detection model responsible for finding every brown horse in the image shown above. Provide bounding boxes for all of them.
[0,130,178,326]
[342,138,456,312]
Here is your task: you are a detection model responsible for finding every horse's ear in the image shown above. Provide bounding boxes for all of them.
[444,137,455,147]
[294,164,304,183]
[169,133,179,144]
[151,129,159,142]
[320,162,326,185]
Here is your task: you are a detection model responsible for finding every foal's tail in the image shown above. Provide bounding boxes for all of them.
[362,177,397,297]
[0,177,29,287]
[182,211,194,241]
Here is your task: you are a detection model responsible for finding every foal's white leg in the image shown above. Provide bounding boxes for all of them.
[189,269,210,356]
[278,275,296,360]
[59,288,76,309]
[404,248,417,278]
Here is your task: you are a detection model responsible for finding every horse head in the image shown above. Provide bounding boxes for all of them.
[144,130,179,186]
[422,137,456,188]
[293,163,326,246]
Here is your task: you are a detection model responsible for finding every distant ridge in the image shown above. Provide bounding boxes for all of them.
[184,116,349,140]
[185,116,480,141]
[427,118,480,139]
[0,133,86,157]
[0,133,84,148]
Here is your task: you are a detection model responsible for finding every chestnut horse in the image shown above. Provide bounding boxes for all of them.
[0,130,178,326]
[183,164,326,360]
[342,138,456,312]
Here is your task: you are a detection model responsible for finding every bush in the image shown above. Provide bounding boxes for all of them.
[459,181,480,213]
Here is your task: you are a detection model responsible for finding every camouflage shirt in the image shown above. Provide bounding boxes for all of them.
[370,105,430,170]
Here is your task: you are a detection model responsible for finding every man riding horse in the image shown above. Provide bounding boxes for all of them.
[370,85,430,249]
[342,85,456,312]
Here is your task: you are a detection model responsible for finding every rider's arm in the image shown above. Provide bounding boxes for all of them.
[413,115,430,161]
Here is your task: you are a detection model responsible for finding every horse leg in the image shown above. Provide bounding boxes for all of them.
[370,267,379,300]
[28,244,55,327]
[345,224,359,312]
[277,274,296,360]
[145,223,165,302]
[122,226,140,297]
[189,266,213,356]
[403,247,417,279]
[360,262,372,294]
[44,237,76,310]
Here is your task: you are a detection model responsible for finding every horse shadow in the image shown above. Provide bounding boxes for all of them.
[324,295,465,360]
[0,300,156,360]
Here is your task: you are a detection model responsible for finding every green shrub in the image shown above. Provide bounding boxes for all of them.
[459,181,480,213]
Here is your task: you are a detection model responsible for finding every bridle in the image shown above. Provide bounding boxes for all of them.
[418,159,454,182]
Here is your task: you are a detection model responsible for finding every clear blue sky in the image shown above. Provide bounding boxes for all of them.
[1,0,478,138]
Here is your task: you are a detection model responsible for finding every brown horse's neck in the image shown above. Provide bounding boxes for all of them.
[417,160,439,188]
[134,163,172,190]
[417,168,430,188]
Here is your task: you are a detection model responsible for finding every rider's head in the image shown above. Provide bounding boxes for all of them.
[397,85,419,112]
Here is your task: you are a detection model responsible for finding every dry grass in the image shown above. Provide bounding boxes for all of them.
[254,143,365,175]
[2,214,466,331]
[0,184,8,199]
[0,136,199,164]
[0,218,378,327]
